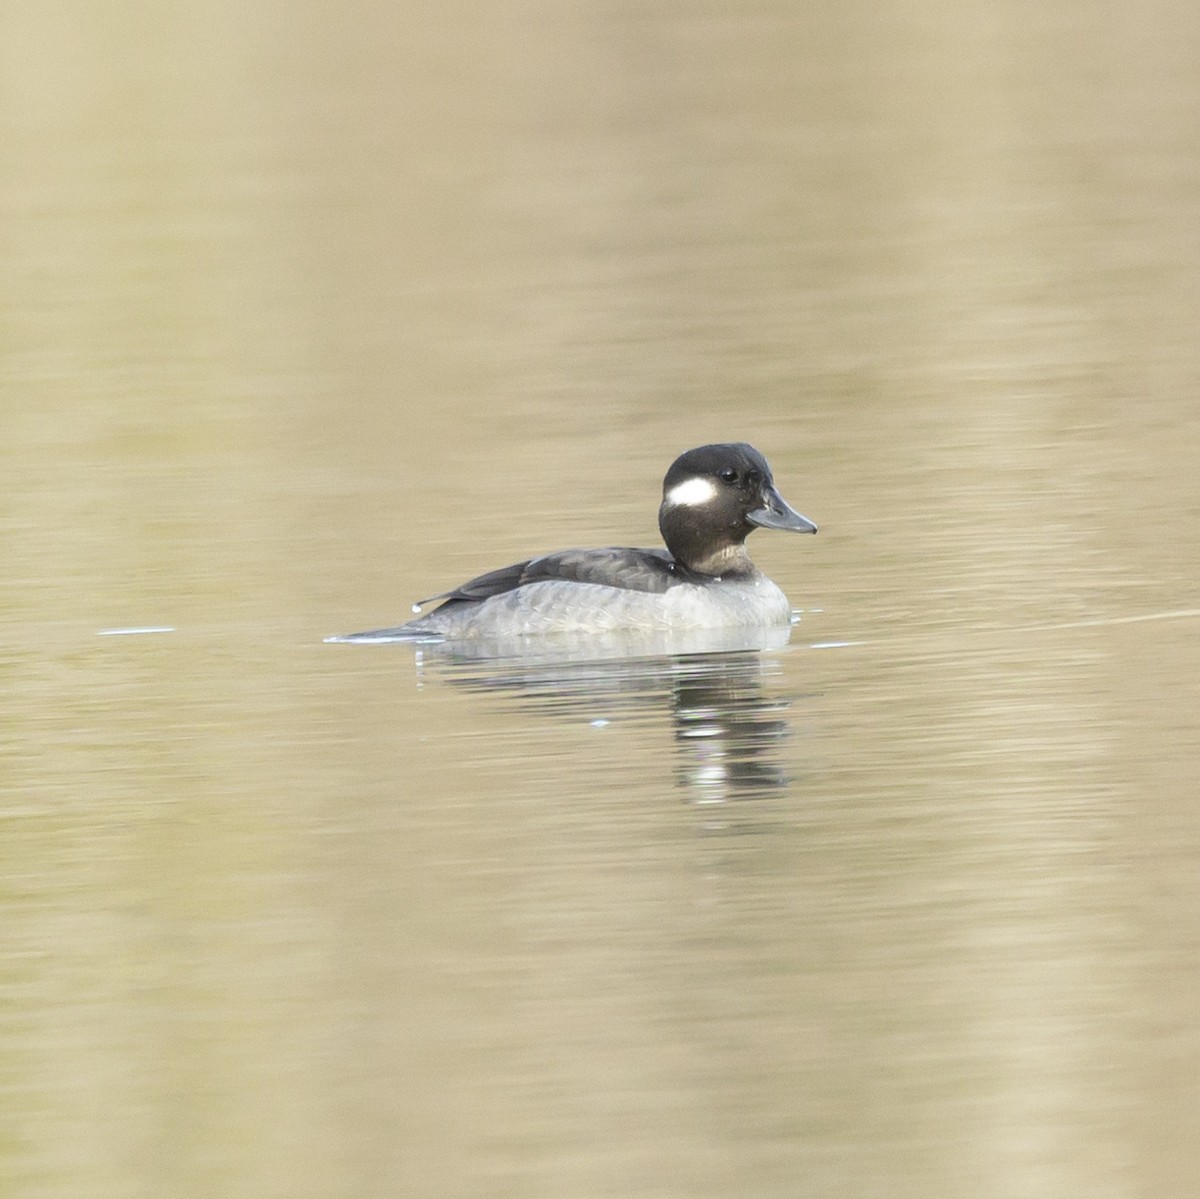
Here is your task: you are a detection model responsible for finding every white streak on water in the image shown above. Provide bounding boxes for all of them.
[97,627,176,636]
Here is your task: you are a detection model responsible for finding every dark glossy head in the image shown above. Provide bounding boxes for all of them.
[657,442,816,576]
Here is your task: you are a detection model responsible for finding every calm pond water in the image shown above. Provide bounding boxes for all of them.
[4,2,1200,1197]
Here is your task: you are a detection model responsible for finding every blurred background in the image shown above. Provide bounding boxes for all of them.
[3,2,1199,1196]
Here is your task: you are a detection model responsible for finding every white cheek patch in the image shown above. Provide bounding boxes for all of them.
[665,476,719,508]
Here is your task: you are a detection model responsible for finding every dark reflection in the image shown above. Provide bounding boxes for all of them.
[669,661,792,800]
[403,626,804,803]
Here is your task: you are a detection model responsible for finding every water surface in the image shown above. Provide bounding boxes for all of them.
[3,3,1200,1197]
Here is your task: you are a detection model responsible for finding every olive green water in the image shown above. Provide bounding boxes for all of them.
[4,3,1200,1196]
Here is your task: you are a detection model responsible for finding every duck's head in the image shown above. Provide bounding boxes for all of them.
[658,442,817,577]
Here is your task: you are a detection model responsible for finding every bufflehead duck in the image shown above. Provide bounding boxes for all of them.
[331,442,817,641]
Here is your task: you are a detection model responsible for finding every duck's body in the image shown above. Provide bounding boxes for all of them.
[330,443,816,643]
[400,553,794,638]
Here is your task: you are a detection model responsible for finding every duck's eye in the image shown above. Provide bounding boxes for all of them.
[718,468,738,484]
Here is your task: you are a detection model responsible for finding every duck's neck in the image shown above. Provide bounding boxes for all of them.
[674,542,756,579]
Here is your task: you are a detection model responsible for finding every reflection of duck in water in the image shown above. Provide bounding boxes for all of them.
[409,638,800,804]
[328,443,817,644]
[670,655,795,801]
